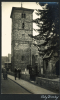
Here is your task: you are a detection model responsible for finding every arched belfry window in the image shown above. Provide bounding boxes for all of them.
[22,13,23,18]
[24,14,26,18]
[22,23,25,29]
[21,13,26,18]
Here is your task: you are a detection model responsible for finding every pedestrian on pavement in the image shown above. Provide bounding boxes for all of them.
[3,67,7,80]
[14,67,17,80]
[18,67,21,79]
[6,68,7,79]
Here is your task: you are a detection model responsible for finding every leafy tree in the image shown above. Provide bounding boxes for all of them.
[29,2,59,59]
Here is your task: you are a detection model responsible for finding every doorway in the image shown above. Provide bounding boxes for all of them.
[32,55,35,66]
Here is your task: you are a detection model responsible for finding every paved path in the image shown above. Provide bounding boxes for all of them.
[7,74,57,94]
[1,75,31,94]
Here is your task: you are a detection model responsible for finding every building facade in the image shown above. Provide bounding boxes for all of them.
[1,56,8,68]
[10,7,34,71]
[43,52,59,75]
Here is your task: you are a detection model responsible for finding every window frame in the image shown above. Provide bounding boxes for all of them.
[21,13,26,18]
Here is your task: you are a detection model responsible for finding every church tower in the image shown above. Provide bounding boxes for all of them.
[10,7,34,71]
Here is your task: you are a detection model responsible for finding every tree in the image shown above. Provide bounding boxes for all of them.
[29,2,59,59]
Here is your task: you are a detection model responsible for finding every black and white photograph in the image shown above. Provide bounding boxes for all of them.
[1,2,59,94]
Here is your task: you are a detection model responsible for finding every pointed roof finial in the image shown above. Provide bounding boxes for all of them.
[21,2,22,8]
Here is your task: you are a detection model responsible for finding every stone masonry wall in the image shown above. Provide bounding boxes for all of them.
[11,8,33,70]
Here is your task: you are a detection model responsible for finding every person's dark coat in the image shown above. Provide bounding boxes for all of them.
[3,68,7,79]
[14,68,17,80]
[18,69,21,79]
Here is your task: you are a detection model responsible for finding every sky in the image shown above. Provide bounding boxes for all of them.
[2,2,43,57]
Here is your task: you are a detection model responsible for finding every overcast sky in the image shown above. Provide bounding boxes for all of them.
[2,2,42,56]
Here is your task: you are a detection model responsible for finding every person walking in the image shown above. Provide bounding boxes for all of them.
[14,67,17,80]
[18,67,21,79]
[3,67,7,80]
[5,68,7,79]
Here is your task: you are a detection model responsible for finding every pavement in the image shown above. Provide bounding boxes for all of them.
[7,74,58,94]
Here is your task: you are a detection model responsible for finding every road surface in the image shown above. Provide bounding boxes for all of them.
[1,76,31,94]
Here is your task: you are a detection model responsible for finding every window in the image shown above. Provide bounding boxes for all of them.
[22,34,25,37]
[21,56,24,61]
[24,14,26,18]
[22,23,25,29]
[21,13,26,18]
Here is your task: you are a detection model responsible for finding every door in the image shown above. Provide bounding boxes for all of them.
[32,55,35,66]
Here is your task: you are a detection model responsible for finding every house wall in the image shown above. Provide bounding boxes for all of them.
[43,55,59,74]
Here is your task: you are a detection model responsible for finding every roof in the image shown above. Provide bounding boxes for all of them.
[10,7,34,18]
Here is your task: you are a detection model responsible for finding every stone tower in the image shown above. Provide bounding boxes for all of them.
[10,7,34,71]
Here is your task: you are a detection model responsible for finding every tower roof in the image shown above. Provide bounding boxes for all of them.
[10,7,34,18]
